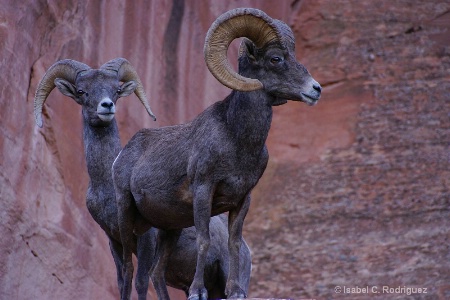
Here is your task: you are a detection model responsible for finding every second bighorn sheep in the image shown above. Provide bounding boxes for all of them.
[33,58,251,299]
[113,8,321,300]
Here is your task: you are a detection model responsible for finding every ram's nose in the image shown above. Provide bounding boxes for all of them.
[309,79,322,100]
[313,82,322,94]
[100,99,114,109]
[97,98,116,121]
[98,98,116,112]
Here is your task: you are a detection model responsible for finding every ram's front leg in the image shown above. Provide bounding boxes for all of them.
[108,238,124,295]
[226,193,251,298]
[116,189,138,300]
[188,183,214,300]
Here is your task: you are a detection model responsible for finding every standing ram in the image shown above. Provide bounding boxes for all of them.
[33,58,251,299]
[113,8,321,300]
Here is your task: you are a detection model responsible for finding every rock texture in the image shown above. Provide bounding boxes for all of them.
[245,1,450,299]
[1,0,449,299]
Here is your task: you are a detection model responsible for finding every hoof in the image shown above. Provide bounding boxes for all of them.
[226,286,246,299]
[228,292,246,299]
[188,287,208,300]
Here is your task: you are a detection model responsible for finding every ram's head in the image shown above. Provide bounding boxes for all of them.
[204,8,321,106]
[34,58,155,127]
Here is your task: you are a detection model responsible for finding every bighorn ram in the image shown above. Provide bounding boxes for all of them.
[33,58,251,299]
[113,8,322,300]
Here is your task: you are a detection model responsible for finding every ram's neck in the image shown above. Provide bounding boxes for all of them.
[226,90,273,155]
[83,120,121,188]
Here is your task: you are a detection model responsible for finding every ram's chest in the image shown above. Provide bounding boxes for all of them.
[216,146,268,193]
[211,166,265,213]
[225,172,256,193]
[86,186,120,239]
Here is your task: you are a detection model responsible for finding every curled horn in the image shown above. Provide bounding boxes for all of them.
[34,59,90,127]
[100,58,156,121]
[204,8,283,91]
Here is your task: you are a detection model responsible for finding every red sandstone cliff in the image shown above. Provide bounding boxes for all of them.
[1,0,449,299]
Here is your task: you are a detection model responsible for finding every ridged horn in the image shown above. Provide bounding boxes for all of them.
[204,8,283,91]
[100,58,156,121]
[34,59,90,127]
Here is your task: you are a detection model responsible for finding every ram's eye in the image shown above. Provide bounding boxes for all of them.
[117,88,122,94]
[270,56,283,64]
[77,89,85,96]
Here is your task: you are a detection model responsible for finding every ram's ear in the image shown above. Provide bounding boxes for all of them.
[54,78,82,104]
[238,38,257,62]
[118,81,138,98]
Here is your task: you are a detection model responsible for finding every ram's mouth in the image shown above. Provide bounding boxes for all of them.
[300,93,319,106]
[271,90,319,106]
[98,112,115,122]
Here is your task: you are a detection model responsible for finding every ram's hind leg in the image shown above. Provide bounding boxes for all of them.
[151,229,182,300]
[135,230,157,300]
